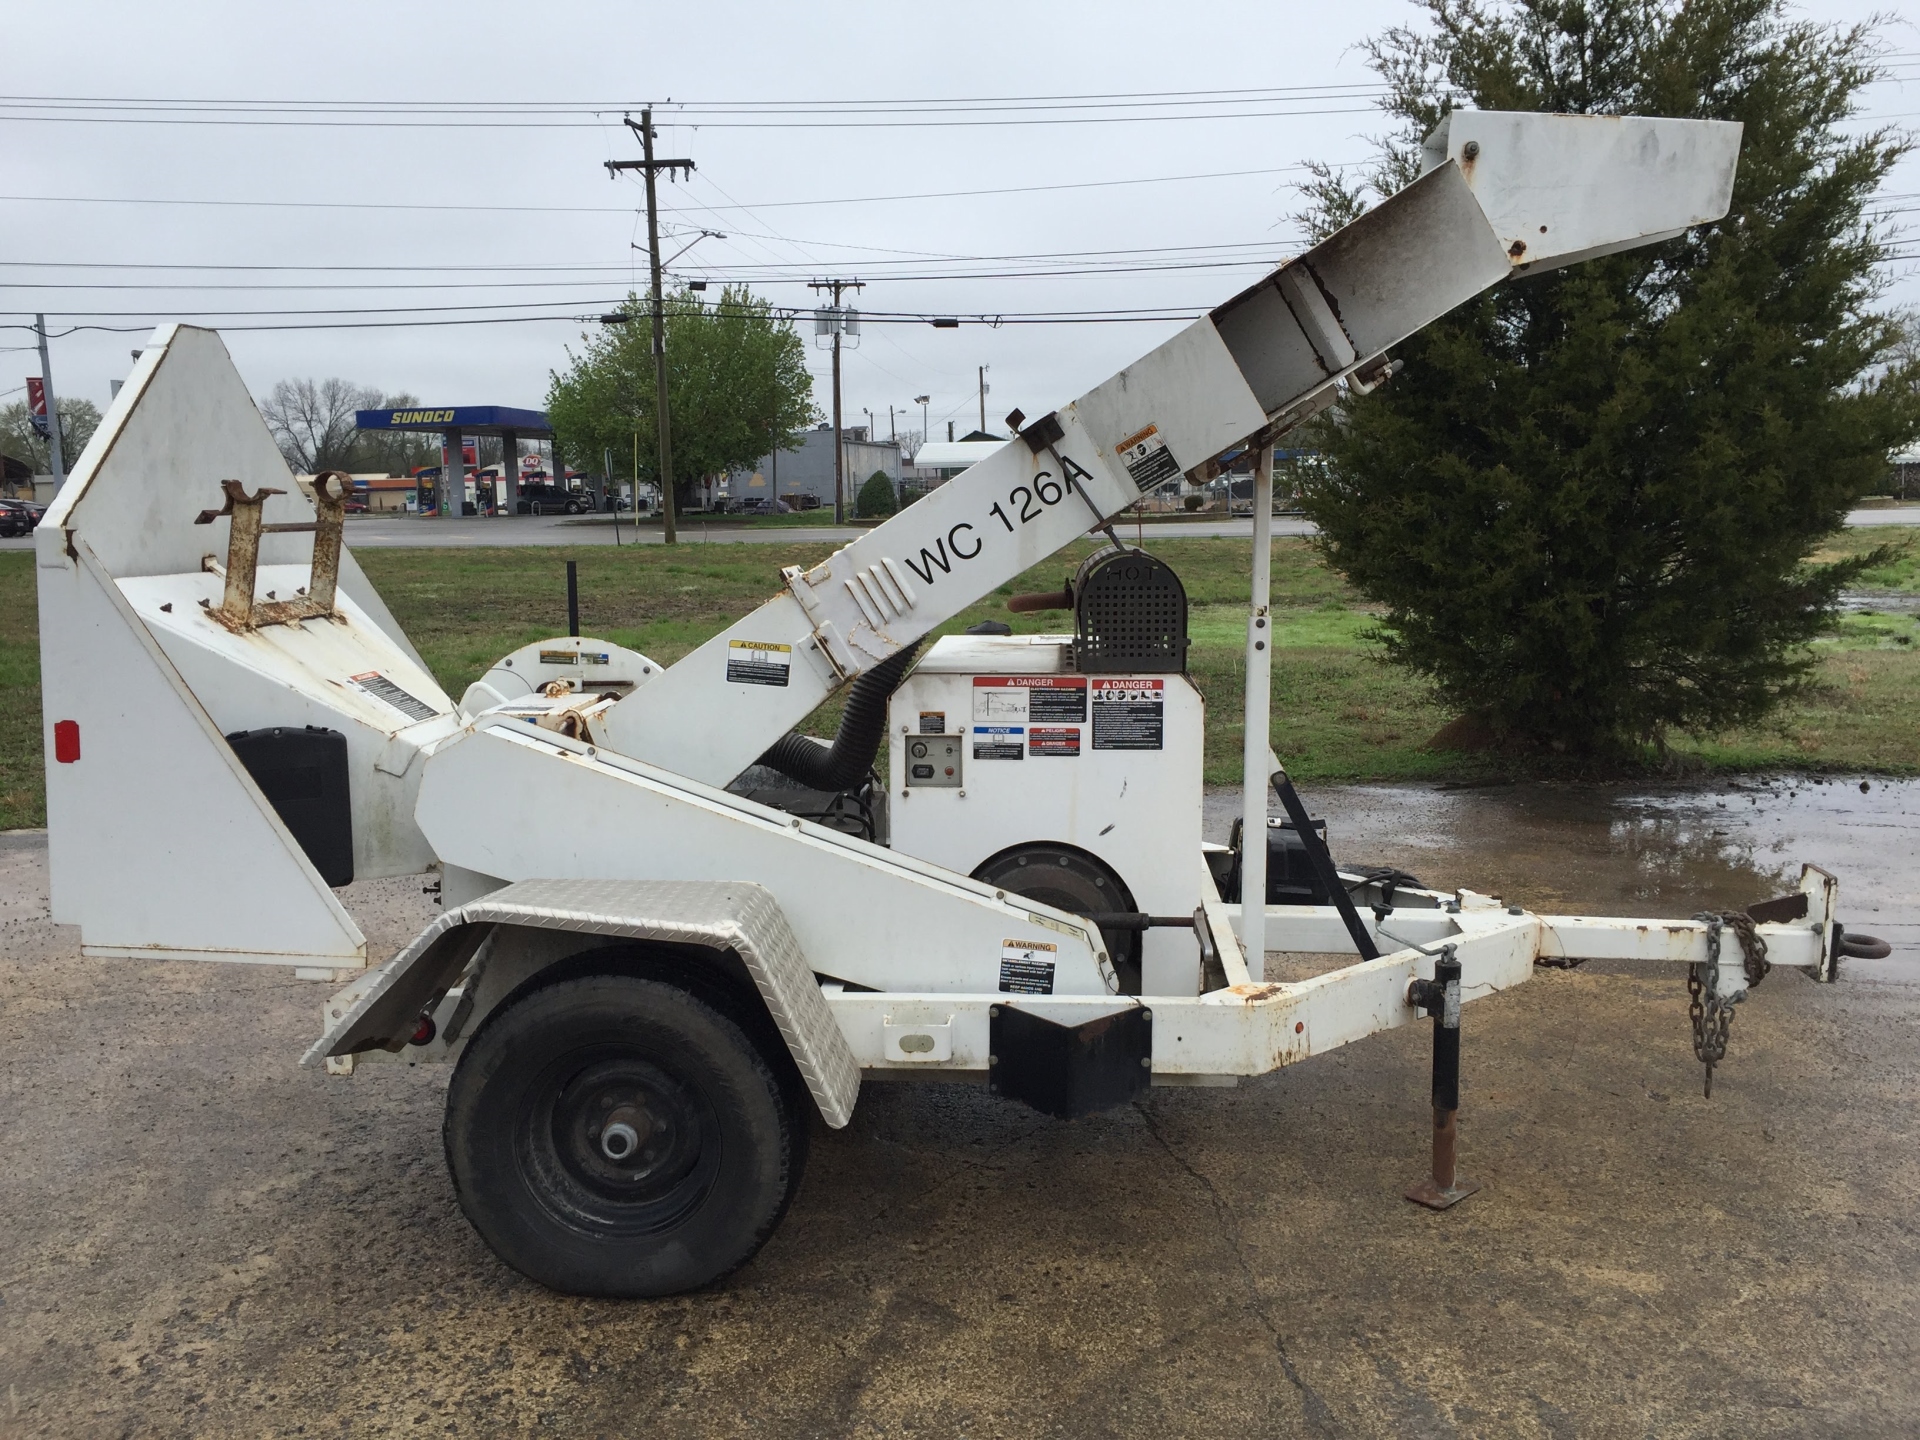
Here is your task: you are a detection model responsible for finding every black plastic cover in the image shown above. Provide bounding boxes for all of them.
[225,726,354,887]
[989,1003,1152,1118]
[1223,817,1331,906]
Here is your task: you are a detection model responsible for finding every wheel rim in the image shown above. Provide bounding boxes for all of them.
[514,1044,721,1239]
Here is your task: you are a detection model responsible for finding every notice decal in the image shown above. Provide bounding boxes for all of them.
[1091,677,1164,750]
[1028,726,1081,756]
[972,726,1024,760]
[998,939,1058,995]
[1114,423,1181,491]
[726,639,792,687]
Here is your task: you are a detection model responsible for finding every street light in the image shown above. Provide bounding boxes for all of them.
[914,395,929,457]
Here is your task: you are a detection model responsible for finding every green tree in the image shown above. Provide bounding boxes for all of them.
[546,286,817,505]
[856,469,898,518]
[1295,0,1920,756]
[0,396,102,474]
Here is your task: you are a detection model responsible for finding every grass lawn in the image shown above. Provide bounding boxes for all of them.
[3,527,1915,829]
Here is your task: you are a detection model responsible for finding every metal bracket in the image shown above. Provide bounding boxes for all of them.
[989,1002,1152,1118]
[193,470,349,630]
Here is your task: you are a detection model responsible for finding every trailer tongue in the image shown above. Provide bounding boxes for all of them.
[37,110,1870,1297]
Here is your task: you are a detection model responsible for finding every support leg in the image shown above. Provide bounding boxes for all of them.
[1406,948,1480,1210]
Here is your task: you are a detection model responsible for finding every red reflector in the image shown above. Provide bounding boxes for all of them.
[411,1014,437,1046]
[53,720,80,764]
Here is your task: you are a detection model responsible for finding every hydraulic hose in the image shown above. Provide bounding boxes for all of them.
[754,641,923,792]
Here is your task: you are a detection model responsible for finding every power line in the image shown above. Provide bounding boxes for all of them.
[0,164,1352,226]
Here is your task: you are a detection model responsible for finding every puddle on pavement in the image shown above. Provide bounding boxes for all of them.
[1203,775,1916,983]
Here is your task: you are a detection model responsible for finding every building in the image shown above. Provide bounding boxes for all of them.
[724,424,903,511]
[1890,448,1920,501]
[907,435,1006,490]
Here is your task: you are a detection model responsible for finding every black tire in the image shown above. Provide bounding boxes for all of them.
[444,972,806,1297]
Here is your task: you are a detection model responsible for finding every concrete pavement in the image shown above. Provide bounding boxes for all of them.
[1,778,1916,1435]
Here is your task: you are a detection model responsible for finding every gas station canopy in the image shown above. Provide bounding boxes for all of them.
[355,405,551,437]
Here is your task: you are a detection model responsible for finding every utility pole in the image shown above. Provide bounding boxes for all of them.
[809,278,864,524]
[915,395,929,458]
[606,109,693,545]
[35,315,66,492]
[977,365,989,435]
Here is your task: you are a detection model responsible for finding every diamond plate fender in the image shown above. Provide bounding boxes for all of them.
[301,878,861,1128]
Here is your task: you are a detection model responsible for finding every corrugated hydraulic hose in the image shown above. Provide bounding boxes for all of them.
[754,642,923,792]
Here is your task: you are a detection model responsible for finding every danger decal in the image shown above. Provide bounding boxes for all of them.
[1091,677,1164,750]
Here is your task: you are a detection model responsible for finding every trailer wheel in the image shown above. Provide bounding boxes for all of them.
[444,972,804,1297]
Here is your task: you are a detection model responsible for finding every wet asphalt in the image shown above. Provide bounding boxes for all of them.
[1,777,1916,1438]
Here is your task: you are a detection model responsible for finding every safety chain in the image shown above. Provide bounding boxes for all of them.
[1686,911,1770,1098]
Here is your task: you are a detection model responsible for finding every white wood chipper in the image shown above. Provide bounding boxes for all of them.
[36,111,1876,1296]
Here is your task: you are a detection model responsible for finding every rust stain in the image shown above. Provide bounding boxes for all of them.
[1228,983,1286,1002]
[1508,239,1528,259]
[194,472,350,632]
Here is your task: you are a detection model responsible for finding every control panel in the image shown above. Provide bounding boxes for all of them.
[903,733,963,789]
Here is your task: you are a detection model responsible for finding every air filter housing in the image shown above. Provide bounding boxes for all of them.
[1072,546,1188,673]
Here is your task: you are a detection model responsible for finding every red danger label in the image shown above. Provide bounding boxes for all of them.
[1028,726,1081,756]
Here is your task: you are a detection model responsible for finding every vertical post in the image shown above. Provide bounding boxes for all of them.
[1239,442,1274,978]
[566,560,579,637]
[978,365,987,433]
[605,446,621,546]
[35,315,66,492]
[1405,949,1479,1209]
[442,428,461,519]
[500,430,518,517]
[641,108,679,546]
[831,326,845,524]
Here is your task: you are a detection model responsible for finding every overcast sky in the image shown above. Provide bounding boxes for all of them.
[5,0,1915,450]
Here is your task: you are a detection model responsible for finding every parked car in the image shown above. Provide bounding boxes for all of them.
[342,497,368,515]
[516,483,588,516]
[0,499,45,537]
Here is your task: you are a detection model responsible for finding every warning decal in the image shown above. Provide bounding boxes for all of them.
[349,671,440,723]
[998,939,1058,995]
[726,639,792,687]
[972,675,1087,723]
[1091,677,1164,750]
[538,649,579,666]
[1114,423,1181,491]
[1028,726,1081,756]
[972,725,1024,760]
[919,710,947,734]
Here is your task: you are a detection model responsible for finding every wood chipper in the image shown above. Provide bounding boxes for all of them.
[35,110,1876,1297]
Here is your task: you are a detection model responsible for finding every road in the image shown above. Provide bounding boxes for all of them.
[9,506,1913,552]
[2,777,1916,1436]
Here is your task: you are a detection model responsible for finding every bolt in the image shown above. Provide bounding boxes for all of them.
[1462,140,1480,160]
[601,1121,640,1161]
